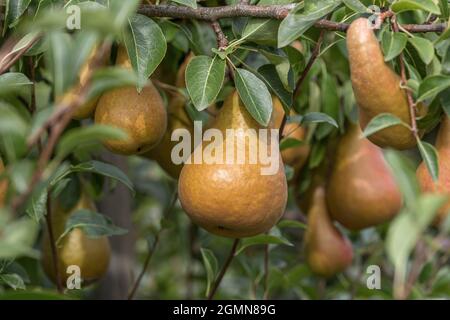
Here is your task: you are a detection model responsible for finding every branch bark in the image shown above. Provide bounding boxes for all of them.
[138,4,447,33]
[207,238,240,300]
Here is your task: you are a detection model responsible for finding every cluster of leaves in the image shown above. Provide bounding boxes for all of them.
[0,0,448,299]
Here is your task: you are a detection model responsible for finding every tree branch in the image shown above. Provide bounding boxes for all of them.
[127,190,178,300]
[138,4,447,33]
[207,238,240,300]
[10,41,112,214]
[392,17,419,138]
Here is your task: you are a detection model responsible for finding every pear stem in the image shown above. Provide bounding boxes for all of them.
[207,238,240,300]
[127,190,178,300]
[45,193,64,294]
[391,17,419,138]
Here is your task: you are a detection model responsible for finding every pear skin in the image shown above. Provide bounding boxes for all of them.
[347,18,424,150]
[271,97,310,171]
[42,194,111,286]
[326,124,402,230]
[417,116,450,225]
[305,187,353,278]
[0,159,7,206]
[144,53,194,179]
[95,46,167,155]
[178,91,288,238]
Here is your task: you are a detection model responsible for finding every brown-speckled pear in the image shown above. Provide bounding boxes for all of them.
[417,116,450,225]
[305,187,353,278]
[326,123,402,230]
[95,46,167,155]
[347,18,423,150]
[144,54,194,179]
[0,159,7,206]
[178,90,288,238]
[271,97,310,170]
[42,194,111,286]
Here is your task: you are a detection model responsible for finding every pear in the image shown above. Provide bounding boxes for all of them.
[0,159,7,206]
[57,47,109,120]
[95,45,167,155]
[271,98,310,171]
[42,193,111,286]
[144,53,194,179]
[178,90,288,238]
[305,187,353,278]
[326,123,402,230]
[417,116,450,225]
[347,18,424,150]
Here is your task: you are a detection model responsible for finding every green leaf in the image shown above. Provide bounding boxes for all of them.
[200,248,218,298]
[70,160,134,194]
[417,140,439,182]
[342,0,368,13]
[236,234,293,255]
[0,217,39,259]
[186,55,226,111]
[385,150,420,207]
[89,67,138,99]
[361,113,409,138]
[170,0,197,9]
[0,73,32,97]
[109,0,140,29]
[391,0,441,15]
[56,125,128,159]
[278,0,341,48]
[277,219,307,229]
[46,31,73,97]
[0,290,69,300]
[280,138,305,151]
[235,68,273,126]
[418,75,450,102]
[26,190,47,222]
[257,64,293,110]
[58,209,128,243]
[408,37,435,65]
[300,112,338,127]
[0,274,25,290]
[4,0,32,29]
[382,31,408,62]
[439,0,449,19]
[124,14,167,91]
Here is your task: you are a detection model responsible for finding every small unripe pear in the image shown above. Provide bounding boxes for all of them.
[41,194,111,286]
[304,187,353,278]
[417,116,450,225]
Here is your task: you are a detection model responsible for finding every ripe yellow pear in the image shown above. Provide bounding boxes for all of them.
[0,159,7,206]
[326,123,402,230]
[304,187,353,278]
[144,54,194,179]
[178,91,288,238]
[271,98,310,171]
[95,46,167,155]
[347,18,424,150]
[417,116,450,225]
[42,194,111,286]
